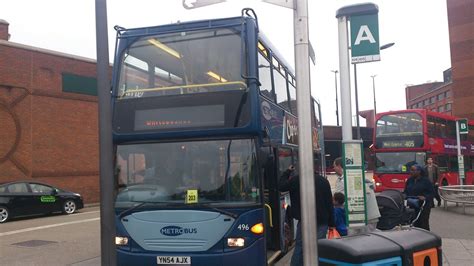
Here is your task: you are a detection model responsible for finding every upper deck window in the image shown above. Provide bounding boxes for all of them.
[376,112,423,137]
[116,28,245,99]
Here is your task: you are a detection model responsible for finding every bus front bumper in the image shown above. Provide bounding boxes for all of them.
[117,237,265,266]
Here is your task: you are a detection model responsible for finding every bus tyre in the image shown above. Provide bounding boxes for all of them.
[63,200,77,214]
[0,206,9,223]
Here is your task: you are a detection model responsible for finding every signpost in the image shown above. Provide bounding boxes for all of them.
[456,119,468,185]
[337,3,379,229]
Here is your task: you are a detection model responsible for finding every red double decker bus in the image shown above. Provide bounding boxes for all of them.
[372,109,474,192]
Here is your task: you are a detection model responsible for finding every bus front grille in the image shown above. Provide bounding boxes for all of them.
[144,239,207,249]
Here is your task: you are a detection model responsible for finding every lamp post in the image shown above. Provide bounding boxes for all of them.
[372,42,394,117]
[371,74,377,115]
[353,42,394,137]
[331,70,340,126]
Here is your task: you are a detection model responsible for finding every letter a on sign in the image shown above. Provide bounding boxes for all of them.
[354,25,376,45]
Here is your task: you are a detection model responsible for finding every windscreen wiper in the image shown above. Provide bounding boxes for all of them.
[196,203,238,219]
[118,200,176,219]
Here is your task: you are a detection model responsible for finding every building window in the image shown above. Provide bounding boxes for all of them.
[444,91,450,98]
[437,105,444,112]
[445,103,452,111]
[62,73,98,96]
[423,99,429,106]
[430,96,436,104]
[437,93,444,101]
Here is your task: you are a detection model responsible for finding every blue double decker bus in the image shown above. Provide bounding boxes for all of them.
[112,10,323,266]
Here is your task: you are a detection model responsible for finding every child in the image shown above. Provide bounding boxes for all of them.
[333,192,348,236]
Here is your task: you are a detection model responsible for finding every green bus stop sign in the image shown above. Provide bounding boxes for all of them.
[459,119,468,135]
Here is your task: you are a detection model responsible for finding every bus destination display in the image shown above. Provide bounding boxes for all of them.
[134,105,225,131]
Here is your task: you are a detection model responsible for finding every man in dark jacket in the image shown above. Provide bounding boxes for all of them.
[424,157,441,207]
[279,165,335,266]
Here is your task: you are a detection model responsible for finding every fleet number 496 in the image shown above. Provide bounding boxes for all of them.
[238,224,249,230]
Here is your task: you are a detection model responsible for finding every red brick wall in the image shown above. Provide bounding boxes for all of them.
[0,42,102,203]
[447,0,474,119]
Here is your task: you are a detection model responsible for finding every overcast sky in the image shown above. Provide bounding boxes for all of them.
[2,0,451,126]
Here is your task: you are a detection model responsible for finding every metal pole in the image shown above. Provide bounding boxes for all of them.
[337,15,353,141]
[331,70,340,126]
[317,100,327,177]
[294,0,318,264]
[456,121,465,185]
[371,75,377,115]
[95,0,117,264]
[354,64,361,139]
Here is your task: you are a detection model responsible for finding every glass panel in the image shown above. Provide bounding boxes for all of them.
[437,154,449,172]
[375,152,426,173]
[448,155,458,171]
[376,112,423,137]
[115,139,259,207]
[258,53,273,99]
[278,149,293,176]
[117,28,245,99]
[7,183,28,193]
[30,184,54,194]
[273,69,289,110]
[288,83,297,114]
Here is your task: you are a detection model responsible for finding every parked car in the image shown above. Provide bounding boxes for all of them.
[0,181,84,223]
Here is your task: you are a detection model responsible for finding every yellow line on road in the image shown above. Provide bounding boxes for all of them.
[0,217,100,237]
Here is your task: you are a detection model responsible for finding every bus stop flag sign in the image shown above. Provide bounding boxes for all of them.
[350,14,380,63]
[459,119,468,134]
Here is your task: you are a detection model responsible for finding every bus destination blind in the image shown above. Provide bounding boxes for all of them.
[134,105,225,131]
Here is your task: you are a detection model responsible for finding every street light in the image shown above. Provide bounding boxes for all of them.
[331,70,340,126]
[371,42,394,117]
[371,74,377,115]
[353,42,395,139]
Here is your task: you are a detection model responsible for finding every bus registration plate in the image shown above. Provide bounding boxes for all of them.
[157,256,191,265]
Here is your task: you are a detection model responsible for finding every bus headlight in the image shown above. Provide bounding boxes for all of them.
[227,238,245,247]
[115,236,129,246]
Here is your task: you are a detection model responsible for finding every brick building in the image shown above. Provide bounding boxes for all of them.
[0,20,102,203]
[405,69,454,115]
[446,0,474,119]
[406,0,474,119]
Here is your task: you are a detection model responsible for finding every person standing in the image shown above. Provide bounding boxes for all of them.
[333,192,348,236]
[279,165,335,266]
[333,157,345,194]
[332,157,380,232]
[404,164,435,231]
[424,157,441,207]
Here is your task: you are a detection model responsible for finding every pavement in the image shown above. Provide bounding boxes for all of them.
[274,173,474,265]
